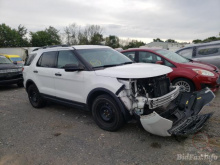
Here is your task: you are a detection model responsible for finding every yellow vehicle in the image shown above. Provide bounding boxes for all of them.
[0,54,24,66]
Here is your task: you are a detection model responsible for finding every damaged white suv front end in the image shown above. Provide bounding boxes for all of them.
[115,71,215,136]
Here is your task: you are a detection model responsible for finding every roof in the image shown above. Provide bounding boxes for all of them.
[122,48,162,52]
[184,40,220,48]
[72,45,109,49]
[1,54,21,57]
[32,45,110,52]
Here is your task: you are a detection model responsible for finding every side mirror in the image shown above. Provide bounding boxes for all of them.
[13,61,18,65]
[156,61,164,65]
[64,64,84,72]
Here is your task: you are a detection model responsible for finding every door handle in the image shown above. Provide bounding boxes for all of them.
[55,73,62,76]
[33,70,38,73]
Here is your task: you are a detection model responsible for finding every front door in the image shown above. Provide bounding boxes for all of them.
[53,50,85,103]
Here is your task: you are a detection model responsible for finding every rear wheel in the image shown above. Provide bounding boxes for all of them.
[92,94,125,131]
[27,84,46,108]
[173,78,195,92]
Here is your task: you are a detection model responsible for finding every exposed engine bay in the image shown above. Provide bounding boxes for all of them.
[117,74,215,136]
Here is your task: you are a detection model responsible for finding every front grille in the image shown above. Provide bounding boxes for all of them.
[147,86,180,109]
[153,76,170,97]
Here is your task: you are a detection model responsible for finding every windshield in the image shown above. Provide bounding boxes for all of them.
[0,56,12,64]
[76,48,132,68]
[10,57,22,62]
[156,50,189,63]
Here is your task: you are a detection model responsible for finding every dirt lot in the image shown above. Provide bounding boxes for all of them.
[0,85,219,165]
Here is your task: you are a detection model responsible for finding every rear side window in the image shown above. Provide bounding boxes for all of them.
[177,48,193,58]
[139,51,161,63]
[197,45,220,56]
[25,54,36,66]
[121,51,135,61]
[57,50,79,68]
[37,51,57,68]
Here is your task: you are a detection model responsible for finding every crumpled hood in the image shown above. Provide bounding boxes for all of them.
[95,63,172,78]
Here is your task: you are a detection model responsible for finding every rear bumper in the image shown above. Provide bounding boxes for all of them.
[0,78,23,85]
[140,88,215,136]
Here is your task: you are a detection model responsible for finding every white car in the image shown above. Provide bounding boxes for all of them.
[23,45,215,136]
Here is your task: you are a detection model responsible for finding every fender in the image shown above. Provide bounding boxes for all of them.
[87,87,132,122]
[25,79,37,91]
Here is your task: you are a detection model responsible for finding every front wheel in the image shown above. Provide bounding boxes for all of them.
[92,94,125,131]
[173,78,195,92]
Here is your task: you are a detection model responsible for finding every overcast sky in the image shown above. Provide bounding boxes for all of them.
[0,0,219,43]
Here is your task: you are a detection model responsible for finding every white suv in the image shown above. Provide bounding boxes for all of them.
[23,45,215,136]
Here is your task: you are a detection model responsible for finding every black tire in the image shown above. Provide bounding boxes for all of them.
[92,94,125,131]
[173,78,195,92]
[17,82,24,87]
[27,84,46,108]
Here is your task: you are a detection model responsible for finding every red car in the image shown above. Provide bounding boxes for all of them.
[121,48,220,92]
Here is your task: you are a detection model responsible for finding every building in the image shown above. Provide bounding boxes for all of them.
[140,42,189,52]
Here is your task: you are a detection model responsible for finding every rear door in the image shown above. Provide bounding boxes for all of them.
[34,51,57,96]
[53,50,85,103]
[194,44,220,68]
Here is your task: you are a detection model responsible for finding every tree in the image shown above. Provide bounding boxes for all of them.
[192,39,202,44]
[64,23,79,45]
[30,26,61,47]
[165,39,177,43]
[192,36,220,44]
[203,36,220,43]
[105,35,120,48]
[0,23,29,47]
[17,24,29,46]
[123,40,145,49]
[63,23,104,45]
[153,38,164,42]
[90,33,104,45]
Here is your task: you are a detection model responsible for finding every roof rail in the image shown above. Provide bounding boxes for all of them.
[32,45,70,51]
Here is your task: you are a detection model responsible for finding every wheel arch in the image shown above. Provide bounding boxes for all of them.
[86,88,132,122]
[172,77,196,90]
[25,79,37,91]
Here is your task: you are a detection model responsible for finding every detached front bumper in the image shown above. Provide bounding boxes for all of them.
[140,88,215,136]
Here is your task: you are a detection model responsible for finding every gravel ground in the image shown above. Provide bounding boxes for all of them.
[0,85,219,165]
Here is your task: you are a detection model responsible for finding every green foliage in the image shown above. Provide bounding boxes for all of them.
[153,38,164,42]
[90,33,104,45]
[30,26,61,47]
[105,35,120,48]
[192,39,203,44]
[0,23,29,47]
[165,39,177,43]
[192,36,220,44]
[122,40,145,49]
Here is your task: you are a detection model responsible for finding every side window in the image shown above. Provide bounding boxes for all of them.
[25,53,36,66]
[139,51,161,63]
[164,60,175,67]
[37,51,57,68]
[197,45,220,56]
[177,48,193,59]
[57,50,79,68]
[121,51,135,61]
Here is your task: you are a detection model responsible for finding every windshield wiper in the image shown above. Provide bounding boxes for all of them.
[93,61,133,69]
[120,61,134,65]
[93,64,119,68]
